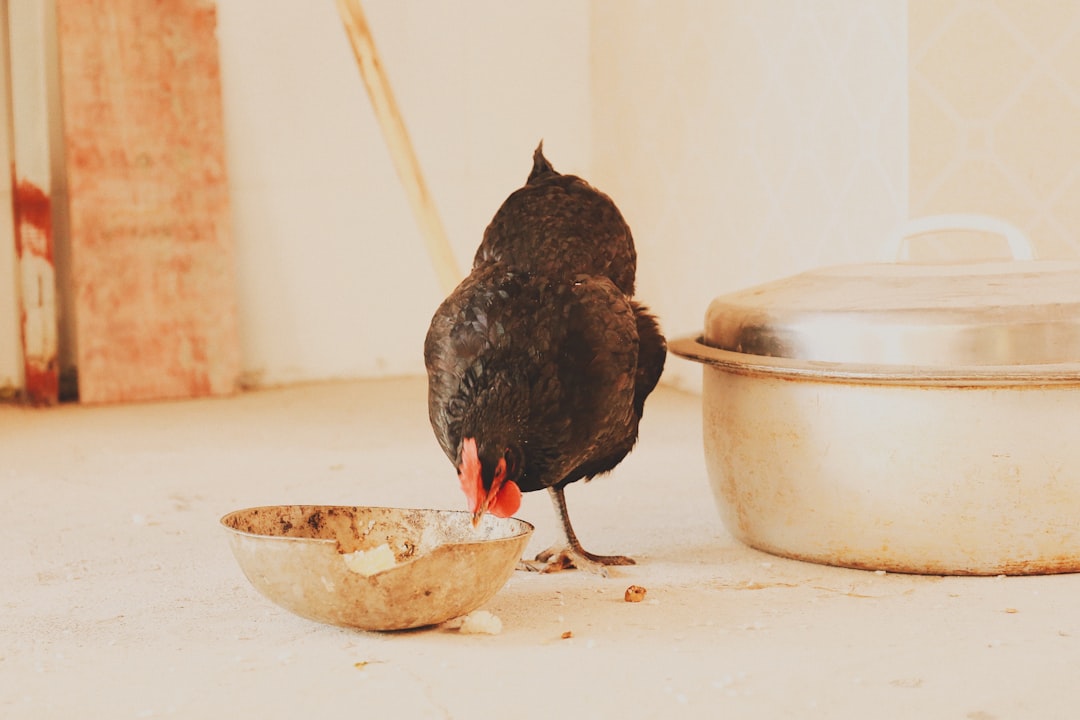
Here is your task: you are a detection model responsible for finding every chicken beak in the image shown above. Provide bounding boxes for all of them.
[472,472,505,527]
[471,494,489,528]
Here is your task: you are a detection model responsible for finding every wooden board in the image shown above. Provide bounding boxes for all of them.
[5,0,60,405]
[55,0,239,403]
[0,5,24,399]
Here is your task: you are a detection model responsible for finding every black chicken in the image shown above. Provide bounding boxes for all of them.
[424,143,666,574]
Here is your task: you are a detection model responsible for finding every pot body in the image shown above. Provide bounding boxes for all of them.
[677,216,1080,575]
[701,363,1080,575]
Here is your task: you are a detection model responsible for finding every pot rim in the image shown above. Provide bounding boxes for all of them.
[669,335,1080,387]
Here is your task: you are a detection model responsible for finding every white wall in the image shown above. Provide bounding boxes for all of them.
[591,0,910,391]
[216,1,592,387]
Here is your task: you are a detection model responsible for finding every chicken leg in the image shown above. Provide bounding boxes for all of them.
[525,486,635,576]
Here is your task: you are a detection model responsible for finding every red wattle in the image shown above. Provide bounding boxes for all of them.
[488,480,522,518]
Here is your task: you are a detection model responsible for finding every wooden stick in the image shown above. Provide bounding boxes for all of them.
[335,0,462,296]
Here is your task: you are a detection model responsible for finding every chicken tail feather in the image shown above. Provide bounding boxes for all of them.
[528,140,557,183]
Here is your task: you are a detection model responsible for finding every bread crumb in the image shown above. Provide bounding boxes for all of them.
[625,585,647,603]
[561,630,573,639]
[341,543,396,576]
[1005,607,1018,614]
[459,610,502,635]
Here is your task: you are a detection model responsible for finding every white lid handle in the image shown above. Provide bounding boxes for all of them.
[881,214,1036,262]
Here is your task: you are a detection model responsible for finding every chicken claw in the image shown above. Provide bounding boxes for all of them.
[513,487,636,576]
[533,545,634,577]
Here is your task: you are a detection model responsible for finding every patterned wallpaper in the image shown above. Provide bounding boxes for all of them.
[910,0,1080,260]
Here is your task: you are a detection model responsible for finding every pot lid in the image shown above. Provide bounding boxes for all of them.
[704,217,1080,373]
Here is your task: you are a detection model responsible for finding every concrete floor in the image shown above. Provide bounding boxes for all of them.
[3,376,1080,719]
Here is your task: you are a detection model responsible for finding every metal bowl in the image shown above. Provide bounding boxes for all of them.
[221,505,533,631]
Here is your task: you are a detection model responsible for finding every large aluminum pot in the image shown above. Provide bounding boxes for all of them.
[670,216,1080,575]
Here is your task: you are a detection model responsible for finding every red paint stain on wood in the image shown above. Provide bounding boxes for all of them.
[23,360,60,406]
[12,178,54,259]
[11,174,59,406]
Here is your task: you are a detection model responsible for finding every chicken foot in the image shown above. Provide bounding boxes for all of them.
[519,486,635,576]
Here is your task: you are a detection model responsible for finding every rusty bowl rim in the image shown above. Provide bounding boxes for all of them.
[219,504,535,547]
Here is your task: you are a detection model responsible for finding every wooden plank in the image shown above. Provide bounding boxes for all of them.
[55,0,239,403]
[6,0,60,405]
[0,1,22,399]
